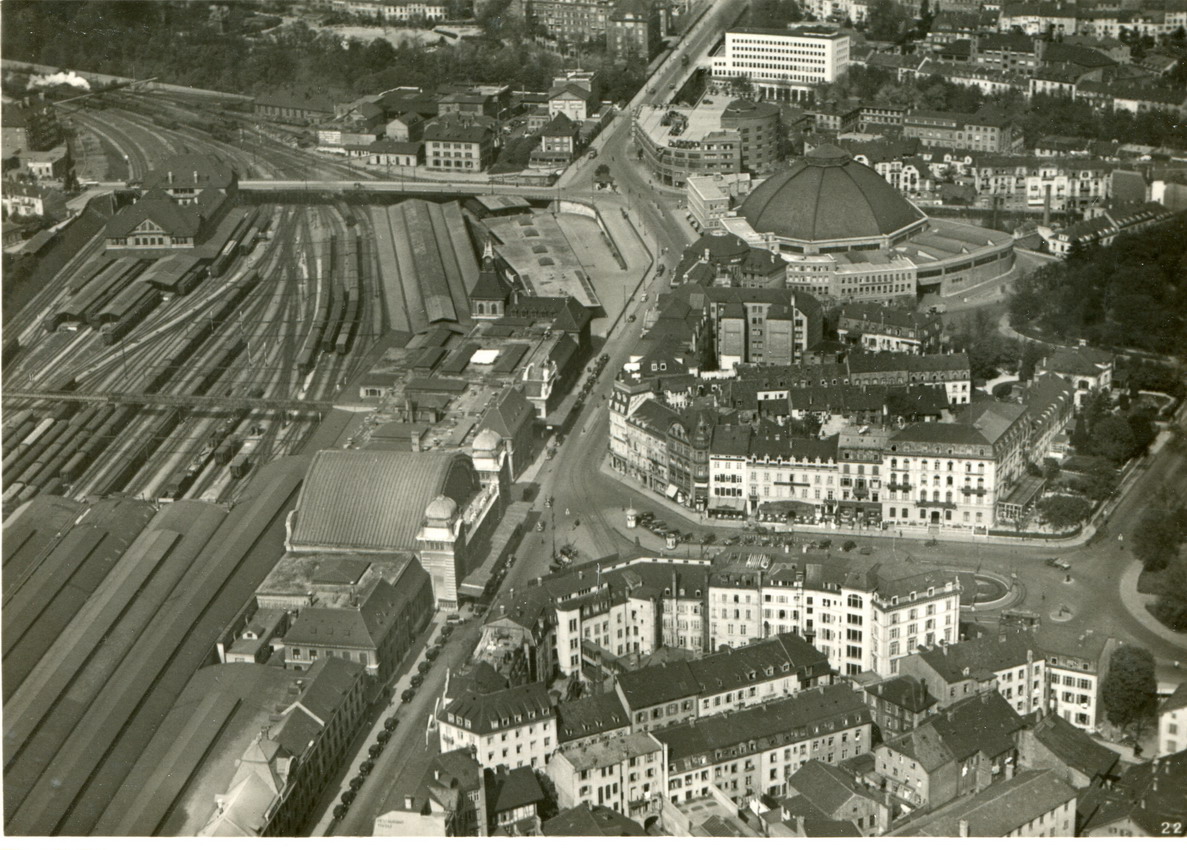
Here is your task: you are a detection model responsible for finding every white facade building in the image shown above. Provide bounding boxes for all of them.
[711,26,851,102]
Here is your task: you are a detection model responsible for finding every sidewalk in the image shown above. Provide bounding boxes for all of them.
[1119,556,1187,650]
[310,609,449,836]
[599,456,1095,548]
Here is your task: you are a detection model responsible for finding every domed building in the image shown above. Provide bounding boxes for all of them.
[719,144,1015,304]
[737,145,928,254]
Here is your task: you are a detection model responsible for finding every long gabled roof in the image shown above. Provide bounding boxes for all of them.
[654,684,870,765]
[892,769,1075,836]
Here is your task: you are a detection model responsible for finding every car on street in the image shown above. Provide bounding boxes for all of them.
[627,314,637,323]
[410,673,424,687]
[1046,558,1072,571]
[426,646,441,661]
[401,688,416,702]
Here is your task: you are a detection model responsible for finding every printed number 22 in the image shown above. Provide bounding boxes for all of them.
[1162,822,1183,835]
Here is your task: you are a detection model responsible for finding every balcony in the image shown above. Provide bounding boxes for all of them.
[886,482,913,492]
[961,487,988,496]
[916,499,957,509]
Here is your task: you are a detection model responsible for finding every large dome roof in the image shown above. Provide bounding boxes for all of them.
[738,145,926,244]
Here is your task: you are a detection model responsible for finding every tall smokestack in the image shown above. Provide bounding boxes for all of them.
[1043,185,1052,228]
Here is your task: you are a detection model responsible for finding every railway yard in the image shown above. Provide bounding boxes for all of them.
[60,85,376,183]
[2,199,383,510]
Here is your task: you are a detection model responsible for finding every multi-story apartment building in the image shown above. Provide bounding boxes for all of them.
[438,682,558,769]
[613,631,834,732]
[970,156,1113,212]
[1045,201,1176,259]
[874,691,1028,810]
[880,395,1032,531]
[655,683,872,804]
[890,769,1077,837]
[201,658,369,836]
[1158,683,1187,758]
[899,631,1047,717]
[903,108,1024,153]
[711,26,851,103]
[547,732,667,819]
[532,0,614,43]
[606,0,660,59]
[837,304,942,353]
[708,287,824,369]
[863,675,940,735]
[633,99,782,188]
[423,116,496,172]
[1038,627,1115,732]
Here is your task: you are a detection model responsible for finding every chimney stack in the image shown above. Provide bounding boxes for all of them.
[1043,184,1052,228]
[958,819,970,838]
[405,794,416,809]
[795,815,805,835]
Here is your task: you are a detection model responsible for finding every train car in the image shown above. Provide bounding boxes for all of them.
[335,291,359,354]
[229,437,260,479]
[242,226,260,252]
[159,467,195,502]
[323,288,344,353]
[101,288,161,345]
[58,451,91,485]
[210,238,239,278]
[214,433,240,465]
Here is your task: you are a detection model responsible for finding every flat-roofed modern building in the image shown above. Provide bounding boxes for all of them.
[711,26,851,102]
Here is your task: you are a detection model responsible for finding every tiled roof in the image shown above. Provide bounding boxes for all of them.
[866,675,937,713]
[542,803,646,836]
[913,632,1038,684]
[1029,713,1118,780]
[615,660,700,709]
[284,575,413,650]
[887,691,1025,769]
[890,421,989,446]
[145,154,236,192]
[556,731,661,771]
[557,692,632,743]
[958,399,1028,443]
[479,386,535,440]
[892,769,1075,836]
[786,759,879,817]
[289,450,477,552]
[486,766,545,813]
[104,196,205,238]
[1042,347,1112,377]
[439,681,553,736]
[654,684,870,766]
[1161,681,1187,715]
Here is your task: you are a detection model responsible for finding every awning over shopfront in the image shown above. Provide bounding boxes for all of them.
[665,483,680,499]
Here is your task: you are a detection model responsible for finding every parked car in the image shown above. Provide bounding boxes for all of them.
[1046,558,1071,571]
[427,647,440,661]
[410,674,424,687]
[401,688,416,703]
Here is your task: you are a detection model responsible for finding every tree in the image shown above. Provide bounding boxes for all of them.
[1090,414,1137,464]
[1072,456,1118,501]
[866,0,912,42]
[1037,495,1091,529]
[1101,644,1159,739]
[594,163,611,182]
[1152,556,1187,631]
[1132,504,1187,572]
[1041,457,1061,482]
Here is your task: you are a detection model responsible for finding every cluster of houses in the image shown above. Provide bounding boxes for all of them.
[378,550,1187,836]
[253,72,608,174]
